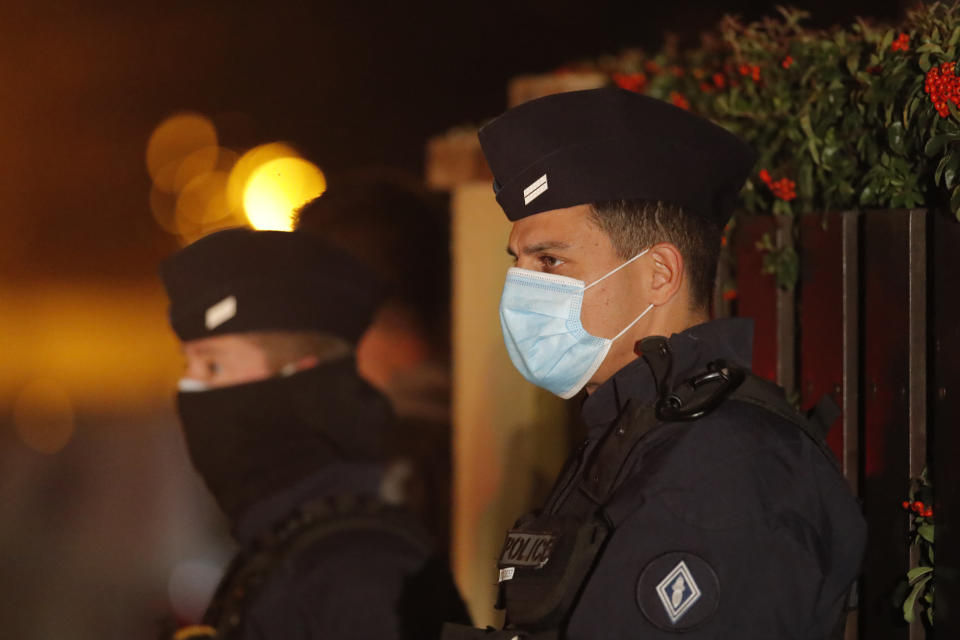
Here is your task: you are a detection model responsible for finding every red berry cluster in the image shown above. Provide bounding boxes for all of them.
[644,61,662,75]
[781,55,794,70]
[613,72,648,93]
[670,91,691,110]
[902,500,934,518]
[924,60,959,117]
[759,169,797,201]
[891,32,910,52]
[713,72,727,89]
[738,63,761,82]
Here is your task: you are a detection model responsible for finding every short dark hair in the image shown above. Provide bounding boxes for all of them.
[588,200,721,311]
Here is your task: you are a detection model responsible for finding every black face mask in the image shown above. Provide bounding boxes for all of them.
[176,357,393,524]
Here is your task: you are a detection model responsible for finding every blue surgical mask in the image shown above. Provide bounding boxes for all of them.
[499,249,654,399]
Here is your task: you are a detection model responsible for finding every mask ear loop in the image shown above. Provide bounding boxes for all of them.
[611,303,655,341]
[583,247,651,291]
[581,247,655,342]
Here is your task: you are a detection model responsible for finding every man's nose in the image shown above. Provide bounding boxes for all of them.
[514,255,539,271]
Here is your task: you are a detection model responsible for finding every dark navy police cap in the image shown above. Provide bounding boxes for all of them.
[478,88,755,227]
[160,227,385,343]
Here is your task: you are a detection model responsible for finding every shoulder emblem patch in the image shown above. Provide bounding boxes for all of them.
[655,560,701,623]
[637,552,719,631]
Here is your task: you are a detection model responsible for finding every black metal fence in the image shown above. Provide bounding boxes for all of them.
[724,209,960,639]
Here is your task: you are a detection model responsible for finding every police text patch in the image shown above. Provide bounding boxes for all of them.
[499,530,556,569]
[637,552,719,631]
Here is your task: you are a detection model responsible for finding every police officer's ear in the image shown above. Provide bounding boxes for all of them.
[644,242,685,307]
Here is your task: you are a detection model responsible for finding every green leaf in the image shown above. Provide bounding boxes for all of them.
[800,114,821,164]
[950,153,960,188]
[846,52,859,75]
[950,26,960,47]
[936,154,950,185]
[908,565,934,582]
[926,133,957,157]
[920,52,932,73]
[888,122,907,153]
[917,42,945,54]
[884,102,895,127]
[881,29,895,53]
[904,96,920,127]
[918,524,935,543]
[902,575,932,623]
[945,162,958,188]
[951,184,960,214]
[799,162,814,199]
[755,232,774,251]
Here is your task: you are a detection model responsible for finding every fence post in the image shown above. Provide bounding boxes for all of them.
[776,214,796,397]
[908,210,928,640]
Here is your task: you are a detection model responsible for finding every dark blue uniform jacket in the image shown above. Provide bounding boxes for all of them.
[536,318,866,639]
[221,462,470,640]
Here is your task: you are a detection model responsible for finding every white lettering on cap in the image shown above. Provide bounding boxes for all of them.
[205,295,237,330]
[523,173,549,205]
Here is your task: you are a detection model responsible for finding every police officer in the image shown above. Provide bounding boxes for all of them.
[160,228,469,639]
[442,88,866,639]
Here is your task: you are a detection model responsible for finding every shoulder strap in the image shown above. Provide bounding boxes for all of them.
[726,373,841,470]
[204,495,431,639]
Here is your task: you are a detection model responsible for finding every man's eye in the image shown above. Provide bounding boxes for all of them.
[540,255,563,269]
[206,362,222,376]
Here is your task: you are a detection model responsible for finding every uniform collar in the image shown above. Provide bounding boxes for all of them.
[234,461,386,546]
[581,318,754,436]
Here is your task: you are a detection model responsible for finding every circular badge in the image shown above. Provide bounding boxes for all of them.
[636,551,720,631]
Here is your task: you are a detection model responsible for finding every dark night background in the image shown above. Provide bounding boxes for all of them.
[0,0,904,282]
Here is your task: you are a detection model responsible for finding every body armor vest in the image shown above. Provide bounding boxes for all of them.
[492,337,843,636]
[169,495,431,640]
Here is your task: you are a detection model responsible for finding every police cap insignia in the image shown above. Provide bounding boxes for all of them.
[478,88,755,228]
[161,228,385,343]
[637,552,720,631]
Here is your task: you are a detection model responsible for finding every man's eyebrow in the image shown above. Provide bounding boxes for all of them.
[505,241,572,257]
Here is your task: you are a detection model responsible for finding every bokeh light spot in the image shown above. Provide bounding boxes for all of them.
[243,157,326,231]
[226,142,299,214]
[146,113,218,193]
[13,379,76,455]
[171,146,220,193]
[176,171,230,226]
